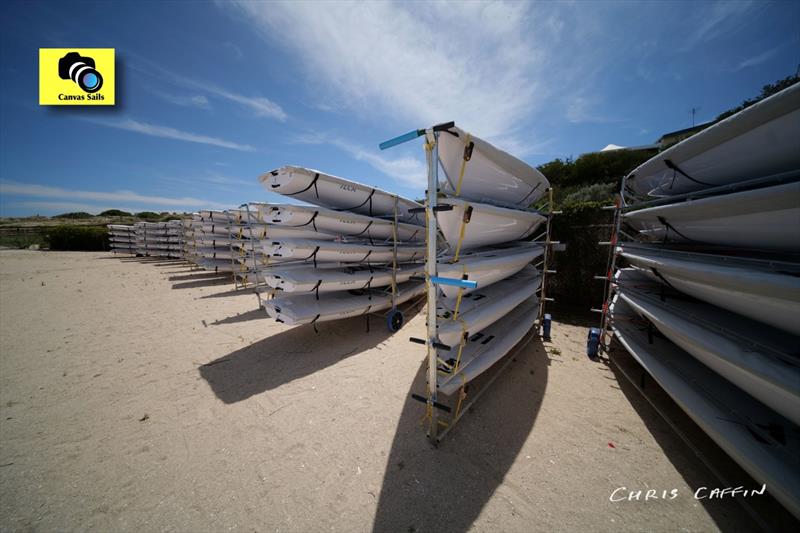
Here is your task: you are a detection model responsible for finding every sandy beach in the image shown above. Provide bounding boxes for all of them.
[0,250,794,532]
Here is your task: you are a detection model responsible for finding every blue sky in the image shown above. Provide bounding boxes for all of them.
[0,0,797,216]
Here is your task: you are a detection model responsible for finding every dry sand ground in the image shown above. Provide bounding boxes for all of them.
[0,250,795,532]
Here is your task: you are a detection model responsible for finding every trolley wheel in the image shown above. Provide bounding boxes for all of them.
[386,308,404,332]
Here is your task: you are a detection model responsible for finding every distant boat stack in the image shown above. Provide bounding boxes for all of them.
[596,82,800,519]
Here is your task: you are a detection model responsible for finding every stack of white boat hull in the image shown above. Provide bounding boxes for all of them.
[134,221,184,258]
[432,126,549,396]
[256,167,427,326]
[613,83,800,518]
[107,224,136,254]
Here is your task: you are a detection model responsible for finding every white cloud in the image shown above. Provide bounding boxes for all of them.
[82,117,255,152]
[158,92,211,109]
[681,1,754,51]
[130,57,287,121]
[734,44,783,71]
[291,133,427,189]
[0,180,230,210]
[225,1,555,148]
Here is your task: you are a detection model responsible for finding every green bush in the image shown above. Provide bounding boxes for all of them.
[0,229,48,249]
[136,211,161,220]
[561,182,616,205]
[54,211,94,219]
[99,209,132,217]
[46,225,109,251]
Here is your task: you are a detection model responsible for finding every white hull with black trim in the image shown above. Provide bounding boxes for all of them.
[437,267,541,347]
[264,239,425,264]
[617,268,800,425]
[226,222,338,241]
[437,297,537,396]
[262,263,424,293]
[259,166,424,225]
[619,245,800,335]
[437,198,545,252]
[436,243,544,298]
[611,296,800,518]
[624,180,800,252]
[254,203,424,242]
[624,83,800,199]
[263,281,426,325]
[438,126,550,206]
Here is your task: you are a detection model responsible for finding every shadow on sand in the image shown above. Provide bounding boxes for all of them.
[171,275,234,290]
[200,309,420,404]
[372,338,548,532]
[211,308,266,325]
[608,345,797,531]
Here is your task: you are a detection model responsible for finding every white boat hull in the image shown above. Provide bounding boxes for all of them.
[437,267,541,347]
[437,198,545,251]
[436,243,543,298]
[266,239,424,263]
[612,297,800,518]
[263,281,426,325]
[625,83,800,198]
[624,181,800,252]
[617,269,800,425]
[255,203,424,242]
[620,245,800,335]
[437,297,537,396]
[438,126,550,206]
[260,166,424,224]
[262,263,424,293]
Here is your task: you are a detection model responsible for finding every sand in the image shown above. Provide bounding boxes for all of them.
[0,250,793,531]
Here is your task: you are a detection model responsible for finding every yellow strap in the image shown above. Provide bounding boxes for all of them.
[454,374,468,418]
[452,264,468,318]
[454,133,472,196]
[452,320,468,372]
[451,201,470,263]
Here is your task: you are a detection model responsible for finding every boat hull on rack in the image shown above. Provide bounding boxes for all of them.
[437,297,538,396]
[265,239,425,263]
[259,166,424,224]
[263,281,426,325]
[623,180,800,252]
[256,203,424,242]
[226,222,337,241]
[262,263,424,293]
[436,243,544,298]
[611,297,800,518]
[436,198,545,251]
[624,83,800,198]
[437,267,541,347]
[616,269,800,425]
[619,245,800,335]
[438,126,550,206]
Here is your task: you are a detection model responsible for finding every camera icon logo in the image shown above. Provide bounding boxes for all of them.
[58,52,103,93]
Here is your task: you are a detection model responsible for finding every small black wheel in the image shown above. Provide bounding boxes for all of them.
[386,308,404,332]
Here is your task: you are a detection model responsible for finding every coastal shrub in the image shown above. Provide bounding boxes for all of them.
[0,228,48,249]
[561,182,617,205]
[135,211,161,220]
[99,209,132,217]
[46,225,109,251]
[54,211,94,219]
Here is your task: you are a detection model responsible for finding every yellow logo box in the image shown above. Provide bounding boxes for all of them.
[39,48,115,106]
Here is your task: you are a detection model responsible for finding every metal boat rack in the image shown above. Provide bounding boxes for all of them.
[380,122,558,443]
